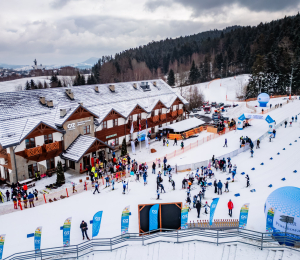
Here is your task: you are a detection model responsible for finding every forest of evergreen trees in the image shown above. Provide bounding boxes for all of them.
[91,14,300,97]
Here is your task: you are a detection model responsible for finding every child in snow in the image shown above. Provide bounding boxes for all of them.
[224,181,229,192]
[228,163,232,173]
[72,182,77,193]
[111,179,115,190]
[181,141,184,150]
[204,202,210,214]
[269,134,272,142]
[232,170,236,182]
[122,181,128,194]
[166,140,169,147]
[171,180,175,190]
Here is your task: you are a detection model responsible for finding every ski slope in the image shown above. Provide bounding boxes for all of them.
[178,75,250,104]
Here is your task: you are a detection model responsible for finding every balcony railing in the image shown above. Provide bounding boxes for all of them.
[152,115,159,122]
[160,114,166,121]
[178,109,183,115]
[171,110,177,117]
[44,141,60,153]
[24,146,43,158]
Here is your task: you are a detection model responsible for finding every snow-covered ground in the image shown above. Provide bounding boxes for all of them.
[0,99,300,258]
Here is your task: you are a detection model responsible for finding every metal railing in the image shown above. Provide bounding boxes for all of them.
[3,228,300,260]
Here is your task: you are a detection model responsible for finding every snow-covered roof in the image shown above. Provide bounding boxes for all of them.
[0,79,188,148]
[61,135,112,162]
[159,117,205,133]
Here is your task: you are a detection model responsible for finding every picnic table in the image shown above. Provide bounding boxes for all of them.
[19,178,36,188]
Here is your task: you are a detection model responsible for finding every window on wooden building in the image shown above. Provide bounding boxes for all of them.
[69,160,75,170]
[102,121,107,129]
[113,119,118,127]
[44,134,53,144]
[83,125,91,135]
[46,158,55,170]
[25,138,36,149]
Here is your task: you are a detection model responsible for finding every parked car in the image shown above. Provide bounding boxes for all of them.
[211,102,217,107]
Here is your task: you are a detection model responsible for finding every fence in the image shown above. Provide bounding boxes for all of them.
[171,117,288,172]
[0,171,128,216]
[3,228,300,260]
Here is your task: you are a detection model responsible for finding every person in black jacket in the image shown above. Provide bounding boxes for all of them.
[80,221,90,240]
[196,200,201,218]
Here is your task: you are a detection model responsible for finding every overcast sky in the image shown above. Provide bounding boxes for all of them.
[0,0,299,65]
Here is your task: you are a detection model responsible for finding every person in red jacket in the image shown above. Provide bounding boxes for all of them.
[228,199,233,217]
[23,184,28,195]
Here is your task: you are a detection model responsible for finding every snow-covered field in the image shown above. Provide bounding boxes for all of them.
[0,99,299,259]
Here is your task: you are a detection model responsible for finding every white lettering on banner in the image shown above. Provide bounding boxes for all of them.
[152,210,157,214]
[35,240,41,244]
[64,231,70,235]
[123,219,129,223]
[241,215,247,220]
[211,204,216,209]
[182,215,188,219]
[67,123,75,130]
[95,217,101,221]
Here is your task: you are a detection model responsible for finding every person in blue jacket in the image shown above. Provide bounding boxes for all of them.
[217,180,223,195]
[143,171,147,185]
[232,169,236,182]
[28,192,35,208]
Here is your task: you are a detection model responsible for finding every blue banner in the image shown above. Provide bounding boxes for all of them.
[266,207,275,233]
[265,115,275,123]
[0,234,5,260]
[121,206,130,235]
[149,204,159,231]
[209,198,219,226]
[34,227,42,252]
[63,217,72,247]
[181,203,189,229]
[239,203,250,229]
[92,211,103,237]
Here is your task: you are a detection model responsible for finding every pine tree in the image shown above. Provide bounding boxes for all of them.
[25,81,31,90]
[188,61,200,84]
[50,75,58,88]
[87,75,92,85]
[80,75,86,85]
[37,81,43,89]
[43,81,49,89]
[121,138,127,156]
[167,69,175,86]
[30,79,36,89]
[56,161,65,185]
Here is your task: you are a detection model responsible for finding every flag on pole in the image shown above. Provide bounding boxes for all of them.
[130,122,134,134]
[139,123,141,131]
[92,211,103,237]
[34,227,42,252]
[0,234,5,260]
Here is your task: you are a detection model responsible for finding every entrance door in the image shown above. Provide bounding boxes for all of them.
[4,167,10,182]
[83,155,90,169]
[28,163,38,178]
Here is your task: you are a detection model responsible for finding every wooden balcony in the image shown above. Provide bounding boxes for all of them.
[160,114,166,121]
[152,115,159,123]
[178,109,183,115]
[0,147,8,160]
[25,146,43,158]
[43,141,60,153]
[171,110,177,117]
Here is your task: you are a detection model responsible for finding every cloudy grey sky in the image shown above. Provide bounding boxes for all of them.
[0,0,299,65]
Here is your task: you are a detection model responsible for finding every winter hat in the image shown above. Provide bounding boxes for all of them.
[206,201,208,203]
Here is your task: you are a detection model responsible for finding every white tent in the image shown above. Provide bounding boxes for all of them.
[158,118,205,133]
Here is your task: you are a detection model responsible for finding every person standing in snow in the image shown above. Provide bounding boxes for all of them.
[173,138,177,146]
[217,180,223,195]
[246,175,250,188]
[152,162,156,174]
[143,172,147,185]
[80,221,90,240]
[111,178,115,190]
[250,149,254,158]
[93,181,100,194]
[269,134,272,142]
[157,189,160,200]
[256,139,260,149]
[166,140,169,147]
[181,141,184,150]
[224,181,229,192]
[171,180,175,190]
[284,121,287,128]
[223,138,228,147]
[196,200,201,218]
[214,179,217,194]
[122,180,128,194]
[295,115,298,122]
[163,138,166,146]
[228,199,233,217]
[159,183,166,193]
[204,201,210,214]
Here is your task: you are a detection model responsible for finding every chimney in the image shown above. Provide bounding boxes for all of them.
[153,81,157,86]
[60,108,67,118]
[78,102,83,106]
[133,83,137,89]
[109,84,115,92]
[65,89,74,100]
[40,96,46,105]
[95,86,99,92]
[47,100,53,108]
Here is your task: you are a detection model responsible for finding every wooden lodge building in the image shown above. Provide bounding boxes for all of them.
[0,80,188,184]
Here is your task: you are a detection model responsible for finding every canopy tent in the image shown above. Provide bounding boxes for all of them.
[158,118,205,133]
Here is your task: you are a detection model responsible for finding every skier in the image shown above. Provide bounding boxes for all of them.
[111,178,115,190]
[232,169,236,182]
[292,116,294,122]
[256,139,260,149]
[143,172,147,185]
[28,192,35,208]
[223,138,228,147]
[284,121,287,128]
[186,195,191,205]
[152,162,156,174]
[80,220,90,240]
[228,199,233,217]
[122,180,128,194]
[196,200,201,218]
[250,149,254,158]
[193,195,197,208]
[204,201,210,214]
[224,181,229,192]
[166,140,169,147]
[228,162,232,173]
[246,175,250,188]
[93,181,100,194]
[171,179,175,190]
[13,196,18,209]
[217,180,223,195]
[269,134,272,142]
[181,141,184,150]
[5,190,10,201]
[273,129,276,138]
[173,138,177,146]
